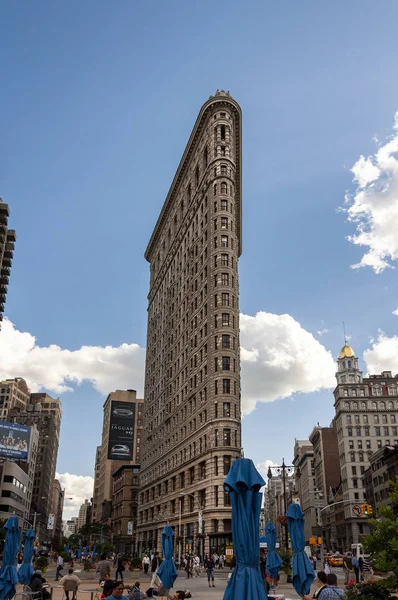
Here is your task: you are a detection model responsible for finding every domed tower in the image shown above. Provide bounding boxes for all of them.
[336,343,362,385]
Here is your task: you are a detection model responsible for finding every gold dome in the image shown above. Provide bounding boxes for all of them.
[339,344,355,359]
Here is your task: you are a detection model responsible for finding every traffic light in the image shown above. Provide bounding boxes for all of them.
[368,505,373,516]
[364,504,369,516]
[361,504,366,515]
[318,537,322,545]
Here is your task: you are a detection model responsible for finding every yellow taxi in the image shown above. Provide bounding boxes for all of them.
[329,554,344,567]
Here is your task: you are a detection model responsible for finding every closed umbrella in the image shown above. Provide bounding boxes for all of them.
[286,503,315,597]
[0,515,21,600]
[157,525,177,591]
[265,522,283,579]
[18,529,36,585]
[223,458,267,600]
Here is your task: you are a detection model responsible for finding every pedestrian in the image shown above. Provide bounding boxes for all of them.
[342,554,351,585]
[204,554,215,588]
[324,559,331,576]
[304,571,327,599]
[324,573,344,597]
[115,554,125,582]
[192,555,200,578]
[150,551,162,588]
[55,553,64,581]
[185,555,192,579]
[358,555,365,581]
[106,581,129,600]
[352,554,360,583]
[59,568,82,600]
[312,554,317,570]
[97,553,112,585]
[142,554,150,575]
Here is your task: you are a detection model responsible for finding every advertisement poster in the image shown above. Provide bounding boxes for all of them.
[107,401,135,460]
[0,421,31,462]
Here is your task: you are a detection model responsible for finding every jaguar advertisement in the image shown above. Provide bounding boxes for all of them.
[0,421,31,462]
[107,401,135,461]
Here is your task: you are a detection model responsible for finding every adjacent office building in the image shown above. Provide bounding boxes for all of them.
[364,444,398,513]
[0,198,16,325]
[78,499,91,530]
[293,439,321,542]
[112,464,140,553]
[51,479,65,549]
[92,389,143,525]
[137,91,243,557]
[8,392,62,543]
[333,343,398,548]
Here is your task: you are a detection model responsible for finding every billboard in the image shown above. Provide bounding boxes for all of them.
[127,521,133,536]
[0,421,31,462]
[47,514,55,530]
[107,401,135,461]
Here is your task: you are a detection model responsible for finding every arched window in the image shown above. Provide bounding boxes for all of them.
[353,402,358,410]
[358,452,364,462]
[351,389,357,397]
[221,182,228,194]
[350,451,355,462]
[388,401,394,409]
[345,401,350,409]
[348,360,352,368]
[380,401,386,409]
[361,401,366,409]
[372,401,377,409]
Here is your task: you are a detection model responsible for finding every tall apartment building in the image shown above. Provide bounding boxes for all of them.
[333,343,398,548]
[293,439,320,542]
[364,444,398,513]
[92,389,143,525]
[78,499,91,530]
[137,91,242,557]
[8,392,62,543]
[112,464,140,553]
[0,198,16,325]
[0,378,31,419]
[309,422,340,549]
[266,476,285,545]
[51,479,65,549]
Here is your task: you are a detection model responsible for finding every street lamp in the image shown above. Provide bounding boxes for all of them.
[267,459,294,550]
[179,492,204,559]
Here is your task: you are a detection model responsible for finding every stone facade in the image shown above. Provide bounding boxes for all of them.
[334,344,398,548]
[137,91,242,558]
[293,439,321,542]
[111,464,140,554]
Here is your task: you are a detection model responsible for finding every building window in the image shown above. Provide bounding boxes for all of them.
[350,451,355,462]
[221,217,228,229]
[221,199,228,211]
[358,440,363,449]
[363,415,368,424]
[222,293,229,306]
[356,427,361,436]
[346,415,352,424]
[200,461,206,479]
[352,466,357,475]
[222,357,230,371]
[349,440,354,449]
[360,389,365,397]
[221,235,228,248]
[348,427,353,436]
[355,415,360,424]
[364,426,370,436]
[382,415,388,424]
[353,478,358,488]
[221,182,228,194]
[384,426,389,436]
[223,429,231,446]
[204,146,208,167]
[366,440,371,449]
[222,313,230,326]
[344,389,348,397]
[223,455,231,475]
[221,164,227,175]
[224,490,231,506]
[221,253,228,266]
[375,427,381,436]
[374,415,379,424]
[391,415,396,424]
[358,452,364,462]
[223,379,231,394]
[221,273,229,285]
[223,402,231,417]
[222,335,230,348]
[377,440,382,448]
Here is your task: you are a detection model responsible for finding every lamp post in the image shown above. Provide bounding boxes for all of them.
[180,492,204,559]
[267,459,294,550]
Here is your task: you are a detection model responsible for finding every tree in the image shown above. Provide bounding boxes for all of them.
[362,475,398,572]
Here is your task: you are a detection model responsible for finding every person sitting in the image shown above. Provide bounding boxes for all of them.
[127,582,147,600]
[29,570,51,600]
[59,568,81,600]
[101,579,115,599]
[107,581,130,600]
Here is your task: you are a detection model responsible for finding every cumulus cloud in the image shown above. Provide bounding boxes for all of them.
[56,472,95,521]
[256,460,280,482]
[0,318,145,395]
[363,332,398,376]
[343,110,398,273]
[240,312,336,414]
[393,308,398,316]
[1,312,336,416]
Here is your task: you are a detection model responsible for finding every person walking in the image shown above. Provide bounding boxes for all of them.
[55,553,64,581]
[192,555,200,578]
[142,554,150,575]
[97,553,112,585]
[343,554,351,585]
[185,555,192,579]
[150,551,162,588]
[204,554,215,588]
[352,554,360,583]
[115,555,125,582]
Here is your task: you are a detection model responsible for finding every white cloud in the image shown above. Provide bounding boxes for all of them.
[363,332,398,376]
[317,328,330,337]
[393,308,398,316]
[56,472,95,521]
[1,312,336,418]
[343,110,398,273]
[0,318,145,395]
[256,460,280,482]
[240,312,336,415]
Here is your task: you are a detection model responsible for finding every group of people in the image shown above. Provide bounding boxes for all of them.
[304,571,344,599]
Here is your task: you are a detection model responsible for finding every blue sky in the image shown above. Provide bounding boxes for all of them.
[1,1,398,516]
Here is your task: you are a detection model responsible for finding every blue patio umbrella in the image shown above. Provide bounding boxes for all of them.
[223,458,267,600]
[157,525,177,590]
[18,529,36,585]
[286,503,315,597]
[265,522,283,579]
[0,515,21,600]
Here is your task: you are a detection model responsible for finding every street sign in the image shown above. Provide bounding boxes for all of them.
[47,514,55,530]
[352,504,362,517]
[127,521,133,535]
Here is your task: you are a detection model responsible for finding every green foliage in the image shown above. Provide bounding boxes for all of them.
[362,475,398,573]
[278,548,292,577]
[95,542,114,555]
[344,580,393,599]
[60,551,71,562]
[128,557,142,571]
[34,556,49,572]
[83,559,95,571]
